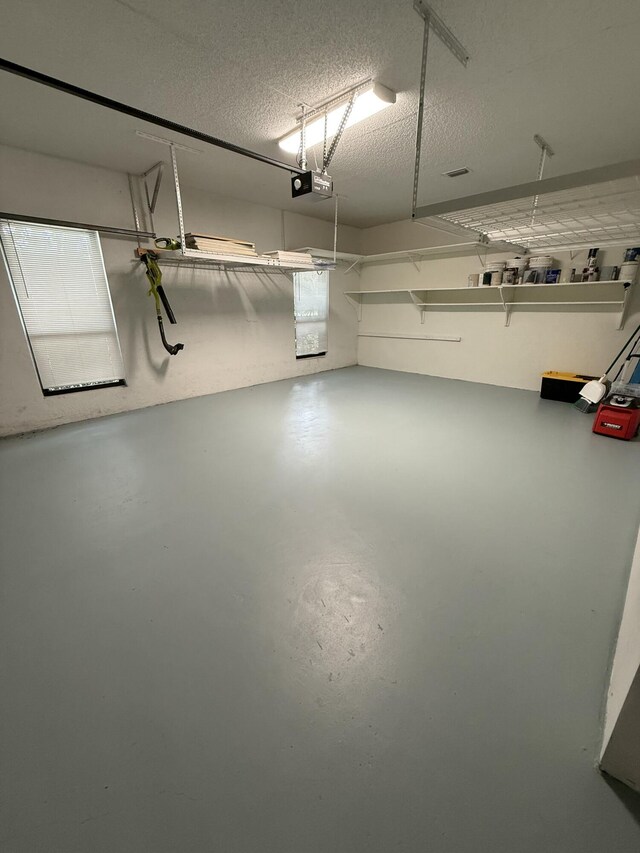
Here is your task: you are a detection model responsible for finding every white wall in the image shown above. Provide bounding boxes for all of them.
[602,525,640,751]
[0,144,361,436]
[600,524,640,791]
[354,246,639,391]
[360,218,471,254]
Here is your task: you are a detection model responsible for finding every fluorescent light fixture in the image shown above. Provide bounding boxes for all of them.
[278,82,396,155]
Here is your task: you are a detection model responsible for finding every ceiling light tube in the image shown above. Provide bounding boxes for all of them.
[278,82,396,155]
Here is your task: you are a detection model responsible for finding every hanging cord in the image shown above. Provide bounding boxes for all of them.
[141,252,184,355]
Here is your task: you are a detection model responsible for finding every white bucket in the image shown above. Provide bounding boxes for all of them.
[529,255,553,268]
[505,257,528,284]
[619,260,639,283]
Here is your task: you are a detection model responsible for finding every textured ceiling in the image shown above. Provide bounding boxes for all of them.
[0,0,639,227]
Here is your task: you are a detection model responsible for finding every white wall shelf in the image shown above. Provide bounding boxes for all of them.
[345,281,634,328]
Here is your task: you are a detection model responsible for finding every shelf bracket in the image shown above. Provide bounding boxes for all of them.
[141,161,164,227]
[344,258,362,276]
[618,283,632,330]
[345,294,363,321]
[408,253,422,272]
[408,290,426,323]
[499,287,512,327]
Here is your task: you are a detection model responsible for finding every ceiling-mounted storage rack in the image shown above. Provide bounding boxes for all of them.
[130,144,335,273]
[134,246,334,273]
[345,280,634,328]
[413,159,640,253]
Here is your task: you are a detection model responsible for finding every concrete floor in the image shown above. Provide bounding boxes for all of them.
[1,366,640,853]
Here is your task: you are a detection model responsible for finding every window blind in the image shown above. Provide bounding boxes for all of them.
[293,270,329,358]
[0,220,125,394]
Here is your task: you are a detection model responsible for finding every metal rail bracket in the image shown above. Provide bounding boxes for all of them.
[413,0,469,67]
[143,162,164,219]
[412,0,470,218]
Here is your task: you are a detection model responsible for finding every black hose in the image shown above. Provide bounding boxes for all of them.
[157,285,177,324]
[157,315,184,356]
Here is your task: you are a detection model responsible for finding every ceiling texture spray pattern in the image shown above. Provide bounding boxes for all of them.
[0,0,639,227]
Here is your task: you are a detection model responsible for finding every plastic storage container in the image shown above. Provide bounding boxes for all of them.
[482,261,505,286]
[540,371,597,403]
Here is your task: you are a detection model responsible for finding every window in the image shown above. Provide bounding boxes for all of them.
[293,270,329,358]
[0,220,125,395]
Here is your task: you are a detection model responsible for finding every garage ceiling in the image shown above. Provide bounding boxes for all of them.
[0,0,639,228]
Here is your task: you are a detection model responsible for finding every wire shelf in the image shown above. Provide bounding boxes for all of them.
[435,175,640,251]
[135,247,335,273]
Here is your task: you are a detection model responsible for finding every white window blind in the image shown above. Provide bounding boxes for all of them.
[0,220,125,395]
[293,270,329,358]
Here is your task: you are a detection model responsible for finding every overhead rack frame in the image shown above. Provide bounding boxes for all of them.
[414,159,640,253]
[128,143,335,273]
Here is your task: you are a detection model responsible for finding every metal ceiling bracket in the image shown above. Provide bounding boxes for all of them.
[322,95,356,174]
[413,0,470,67]
[533,134,555,161]
[531,134,555,225]
[412,10,430,217]
[127,174,144,247]
[169,145,187,253]
[143,162,164,217]
[411,0,469,218]
[298,104,308,171]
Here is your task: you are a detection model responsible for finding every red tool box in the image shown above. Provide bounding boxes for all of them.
[593,402,640,440]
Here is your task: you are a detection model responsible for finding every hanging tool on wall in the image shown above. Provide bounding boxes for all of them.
[154,237,181,250]
[140,251,185,355]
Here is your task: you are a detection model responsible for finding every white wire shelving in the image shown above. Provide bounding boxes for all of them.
[295,240,523,275]
[135,246,334,272]
[433,175,640,253]
[130,143,335,274]
[344,280,634,328]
